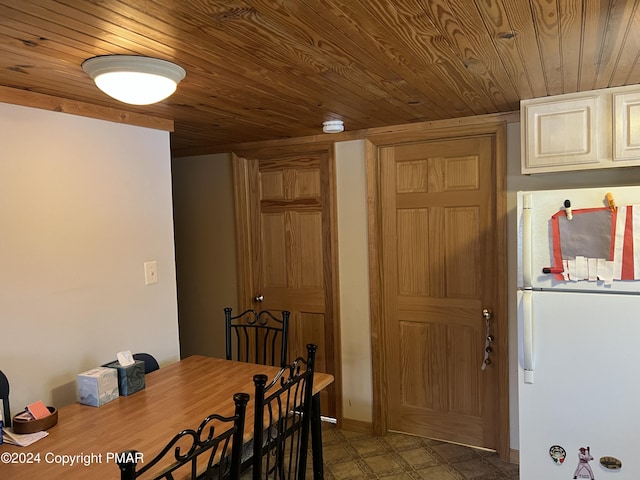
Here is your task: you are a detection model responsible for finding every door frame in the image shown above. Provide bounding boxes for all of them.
[231,142,343,424]
[365,122,510,460]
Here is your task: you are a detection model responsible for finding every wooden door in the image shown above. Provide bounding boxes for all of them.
[233,148,339,418]
[380,136,498,449]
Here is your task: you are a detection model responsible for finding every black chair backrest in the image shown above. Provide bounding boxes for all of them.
[252,344,317,480]
[0,370,10,427]
[132,353,160,374]
[101,353,159,374]
[118,392,249,480]
[225,308,290,367]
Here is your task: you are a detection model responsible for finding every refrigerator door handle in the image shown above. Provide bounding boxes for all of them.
[522,289,534,383]
[522,193,533,288]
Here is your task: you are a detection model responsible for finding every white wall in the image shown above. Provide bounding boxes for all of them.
[0,103,180,413]
[335,141,373,422]
[172,153,237,359]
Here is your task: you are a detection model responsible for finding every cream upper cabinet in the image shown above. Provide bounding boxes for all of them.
[613,91,640,163]
[521,85,640,174]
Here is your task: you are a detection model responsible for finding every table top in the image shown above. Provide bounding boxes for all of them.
[0,355,334,479]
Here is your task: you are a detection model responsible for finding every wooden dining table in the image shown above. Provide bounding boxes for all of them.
[0,355,334,479]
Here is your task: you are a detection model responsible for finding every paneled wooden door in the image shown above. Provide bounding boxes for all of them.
[233,148,339,418]
[380,135,499,449]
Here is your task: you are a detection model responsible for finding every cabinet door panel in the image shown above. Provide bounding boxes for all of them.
[522,96,600,173]
[614,92,640,162]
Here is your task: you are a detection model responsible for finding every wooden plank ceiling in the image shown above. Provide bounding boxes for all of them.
[2,0,640,156]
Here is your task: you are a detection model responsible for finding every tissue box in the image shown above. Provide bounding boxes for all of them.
[104,360,145,396]
[77,367,119,407]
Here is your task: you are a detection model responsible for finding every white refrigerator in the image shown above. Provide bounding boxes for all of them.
[517,185,640,480]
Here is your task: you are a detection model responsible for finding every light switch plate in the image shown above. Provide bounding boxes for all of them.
[144,260,158,285]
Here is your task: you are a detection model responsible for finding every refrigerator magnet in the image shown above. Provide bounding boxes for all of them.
[549,445,566,464]
[599,456,622,470]
[573,447,595,480]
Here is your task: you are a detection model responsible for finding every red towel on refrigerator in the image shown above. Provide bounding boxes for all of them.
[550,206,640,281]
[551,205,640,281]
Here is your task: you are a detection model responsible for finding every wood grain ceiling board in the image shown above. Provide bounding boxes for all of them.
[1,0,640,155]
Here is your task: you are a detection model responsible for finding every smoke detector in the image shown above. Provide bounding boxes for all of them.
[323,120,344,133]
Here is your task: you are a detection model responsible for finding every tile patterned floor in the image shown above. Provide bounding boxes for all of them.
[318,424,520,480]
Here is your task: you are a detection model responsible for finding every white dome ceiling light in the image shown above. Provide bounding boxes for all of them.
[82,55,186,105]
[323,120,344,133]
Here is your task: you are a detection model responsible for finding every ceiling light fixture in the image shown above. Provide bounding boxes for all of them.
[82,55,186,105]
[323,120,344,133]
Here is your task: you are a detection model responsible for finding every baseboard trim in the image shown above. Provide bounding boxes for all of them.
[510,448,519,464]
[340,418,373,434]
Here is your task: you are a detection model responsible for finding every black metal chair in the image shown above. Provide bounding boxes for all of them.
[251,344,317,480]
[0,369,10,427]
[118,392,249,480]
[133,353,160,374]
[224,308,290,367]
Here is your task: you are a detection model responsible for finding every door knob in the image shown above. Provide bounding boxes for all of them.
[254,294,264,303]
[482,308,493,320]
